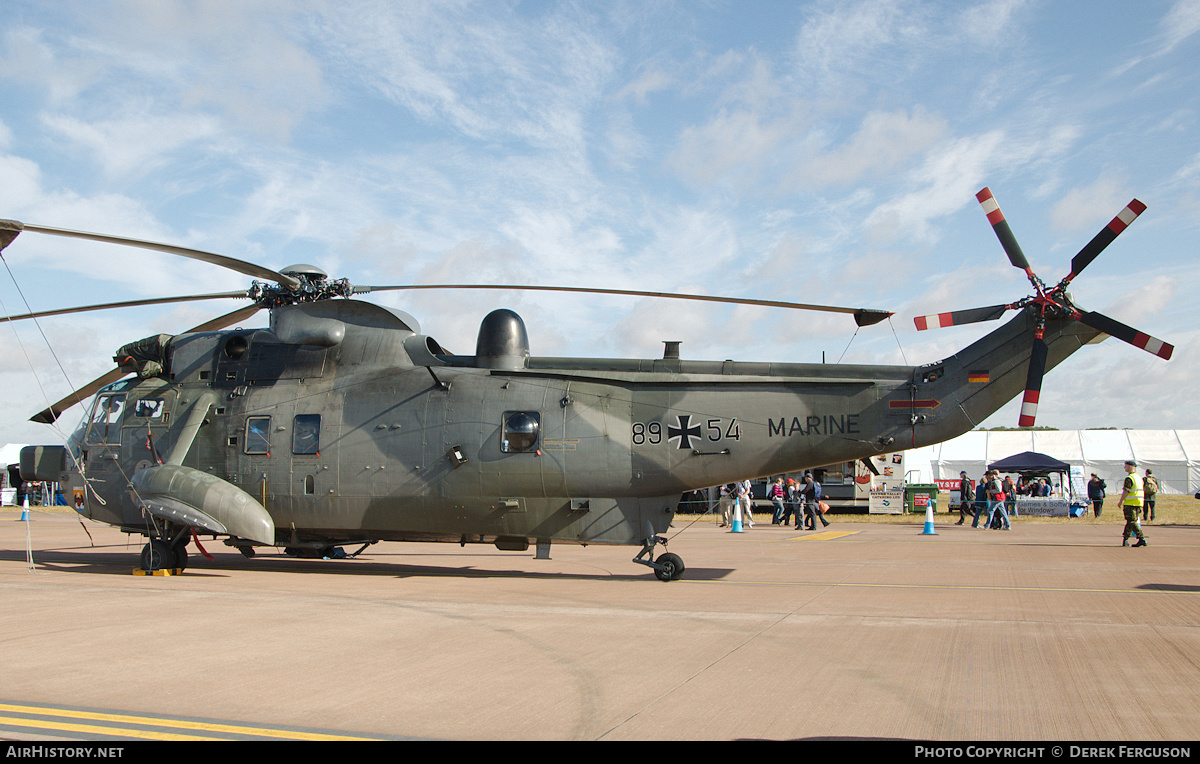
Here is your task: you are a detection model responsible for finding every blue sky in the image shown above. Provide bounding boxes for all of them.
[0,0,1197,446]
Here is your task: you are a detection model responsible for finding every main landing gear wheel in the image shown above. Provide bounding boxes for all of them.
[654,552,685,582]
[140,539,175,571]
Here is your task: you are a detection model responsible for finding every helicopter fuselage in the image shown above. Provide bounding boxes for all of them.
[55,297,1101,560]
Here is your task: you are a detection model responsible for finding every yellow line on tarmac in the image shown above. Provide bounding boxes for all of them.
[0,703,382,741]
[789,530,861,541]
[692,579,1183,596]
[0,714,220,741]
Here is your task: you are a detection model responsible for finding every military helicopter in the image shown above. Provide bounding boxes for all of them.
[0,187,1172,580]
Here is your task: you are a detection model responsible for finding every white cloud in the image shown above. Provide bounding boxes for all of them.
[1160,0,1200,55]
[315,2,617,154]
[795,107,948,189]
[669,106,803,189]
[40,109,223,180]
[1049,177,1132,233]
[615,68,673,103]
[790,0,930,91]
[955,0,1029,48]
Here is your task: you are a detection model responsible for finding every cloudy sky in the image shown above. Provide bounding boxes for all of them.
[0,0,1197,446]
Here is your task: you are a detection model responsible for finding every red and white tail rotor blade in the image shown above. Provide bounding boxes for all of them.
[1062,199,1147,286]
[1017,336,1049,427]
[914,304,1010,331]
[1076,311,1174,360]
[977,187,1035,277]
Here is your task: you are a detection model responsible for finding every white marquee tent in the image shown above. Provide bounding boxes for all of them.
[906,430,1200,496]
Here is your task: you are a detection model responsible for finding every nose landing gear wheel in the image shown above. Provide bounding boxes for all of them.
[654,552,685,581]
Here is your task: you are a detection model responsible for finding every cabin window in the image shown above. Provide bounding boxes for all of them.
[501,411,540,453]
[304,475,315,495]
[293,414,321,455]
[245,416,272,455]
[85,394,126,446]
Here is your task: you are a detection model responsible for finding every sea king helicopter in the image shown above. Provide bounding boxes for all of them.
[0,187,1173,580]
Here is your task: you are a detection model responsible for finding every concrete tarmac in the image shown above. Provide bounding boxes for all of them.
[2,509,1198,741]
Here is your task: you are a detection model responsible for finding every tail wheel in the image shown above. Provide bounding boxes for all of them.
[654,552,685,582]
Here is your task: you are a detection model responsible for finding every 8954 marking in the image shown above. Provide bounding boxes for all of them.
[633,415,740,449]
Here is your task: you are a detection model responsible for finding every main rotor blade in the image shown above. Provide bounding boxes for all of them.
[914,304,1010,331]
[1017,335,1048,428]
[29,304,263,424]
[30,367,128,424]
[0,291,249,323]
[1076,311,1174,360]
[1062,199,1146,285]
[976,187,1033,275]
[353,284,893,327]
[0,220,301,291]
[180,303,263,333]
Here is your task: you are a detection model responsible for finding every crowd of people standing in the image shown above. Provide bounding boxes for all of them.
[713,463,1164,548]
[718,473,831,531]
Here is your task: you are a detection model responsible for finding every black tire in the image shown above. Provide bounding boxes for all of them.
[140,539,174,571]
[654,552,685,581]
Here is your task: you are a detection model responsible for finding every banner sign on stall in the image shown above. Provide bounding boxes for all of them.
[866,452,906,514]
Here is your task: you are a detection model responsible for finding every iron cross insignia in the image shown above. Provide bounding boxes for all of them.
[667,415,701,450]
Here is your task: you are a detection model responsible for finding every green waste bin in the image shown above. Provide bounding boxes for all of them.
[904,484,939,515]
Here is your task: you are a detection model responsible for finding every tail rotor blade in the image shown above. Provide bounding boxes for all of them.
[914,304,1010,331]
[1064,199,1146,284]
[977,187,1033,274]
[1017,336,1048,427]
[1077,311,1174,360]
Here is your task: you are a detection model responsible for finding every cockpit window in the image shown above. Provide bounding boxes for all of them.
[85,394,126,445]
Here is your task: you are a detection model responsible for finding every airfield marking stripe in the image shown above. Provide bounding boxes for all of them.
[693,580,1194,596]
[790,530,861,542]
[0,702,381,741]
[0,714,221,741]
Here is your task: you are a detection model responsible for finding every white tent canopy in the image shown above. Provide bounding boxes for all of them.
[0,444,27,468]
[919,430,1199,495]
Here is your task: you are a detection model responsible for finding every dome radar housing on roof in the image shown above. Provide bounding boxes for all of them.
[475,309,530,370]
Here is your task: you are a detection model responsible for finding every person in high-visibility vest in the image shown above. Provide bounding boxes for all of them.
[1119,460,1147,547]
